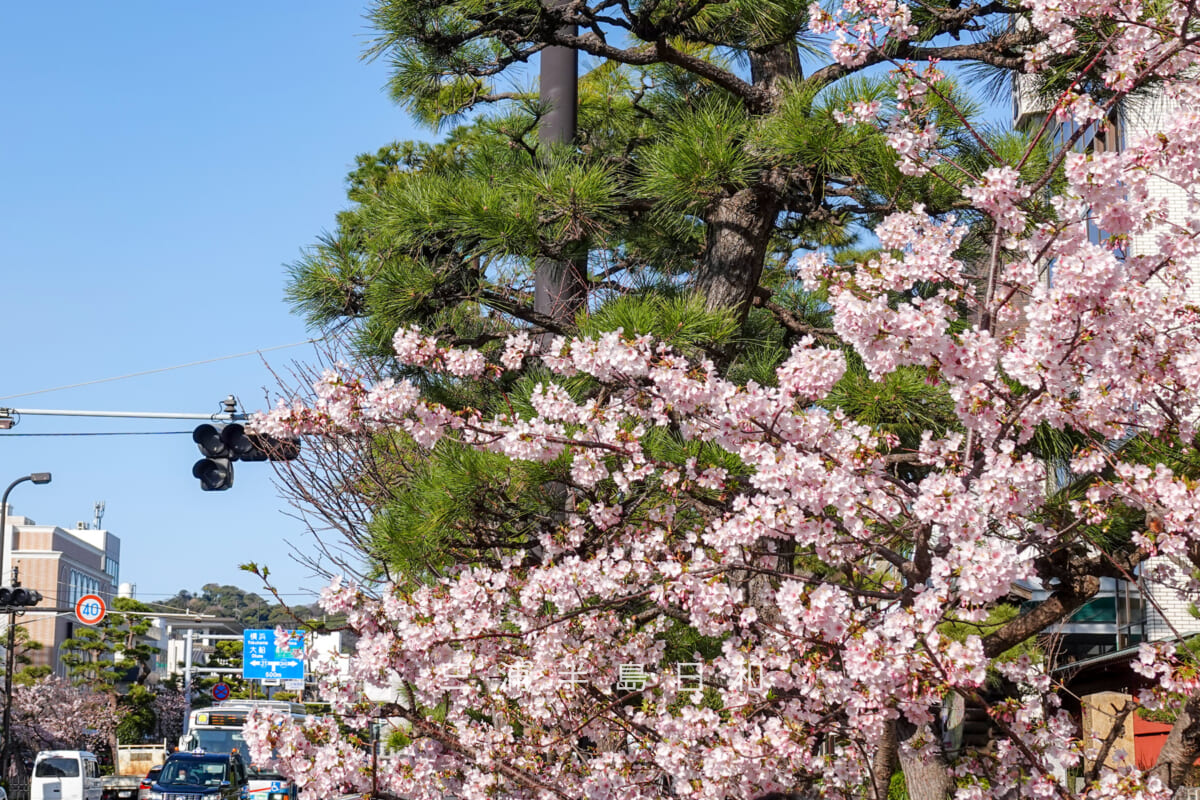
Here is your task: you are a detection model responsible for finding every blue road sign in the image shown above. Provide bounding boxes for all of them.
[242,629,305,681]
[212,681,231,701]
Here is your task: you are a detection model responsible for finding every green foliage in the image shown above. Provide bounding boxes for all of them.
[61,598,157,691]
[756,78,884,171]
[367,438,563,582]
[60,626,122,690]
[117,684,157,744]
[638,97,756,214]
[825,361,959,451]
[0,626,44,682]
[13,664,51,685]
[578,292,739,355]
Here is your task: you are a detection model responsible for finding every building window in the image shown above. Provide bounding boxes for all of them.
[68,569,101,605]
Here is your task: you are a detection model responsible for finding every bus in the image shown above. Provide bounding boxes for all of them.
[179,700,307,800]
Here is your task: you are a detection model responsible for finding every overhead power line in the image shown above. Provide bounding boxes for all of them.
[0,338,320,401]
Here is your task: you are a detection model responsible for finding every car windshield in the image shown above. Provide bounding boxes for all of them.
[246,764,282,780]
[158,761,226,788]
[191,730,245,754]
[188,730,281,777]
[36,759,80,778]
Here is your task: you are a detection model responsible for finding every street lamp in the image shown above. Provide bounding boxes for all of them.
[0,472,51,785]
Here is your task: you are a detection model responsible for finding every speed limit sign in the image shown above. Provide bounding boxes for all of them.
[75,594,107,626]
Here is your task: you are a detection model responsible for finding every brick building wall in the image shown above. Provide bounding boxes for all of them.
[1,509,119,674]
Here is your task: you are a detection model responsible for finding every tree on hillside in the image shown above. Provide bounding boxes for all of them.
[163,584,319,627]
[248,1,1200,800]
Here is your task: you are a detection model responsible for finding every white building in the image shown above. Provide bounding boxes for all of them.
[1013,84,1200,662]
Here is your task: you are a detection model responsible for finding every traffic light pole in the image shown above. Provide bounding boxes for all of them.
[2,568,21,785]
[0,406,248,422]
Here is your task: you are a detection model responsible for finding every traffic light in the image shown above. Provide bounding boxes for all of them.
[193,423,234,491]
[0,586,41,607]
[220,424,301,462]
[191,423,300,491]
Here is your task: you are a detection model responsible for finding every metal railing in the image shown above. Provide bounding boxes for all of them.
[8,778,30,800]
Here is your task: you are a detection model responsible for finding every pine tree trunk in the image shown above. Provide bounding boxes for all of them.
[693,42,800,320]
[534,0,586,336]
[695,177,784,319]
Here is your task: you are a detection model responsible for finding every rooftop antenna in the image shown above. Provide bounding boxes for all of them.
[92,501,105,529]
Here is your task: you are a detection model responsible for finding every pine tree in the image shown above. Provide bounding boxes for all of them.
[61,598,160,752]
[265,3,1137,799]
[276,0,1055,584]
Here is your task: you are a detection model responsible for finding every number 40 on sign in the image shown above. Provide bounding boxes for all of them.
[75,594,106,626]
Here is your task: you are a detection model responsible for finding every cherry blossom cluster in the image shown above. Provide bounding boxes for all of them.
[808,0,918,67]
[12,677,116,755]
[249,275,1200,800]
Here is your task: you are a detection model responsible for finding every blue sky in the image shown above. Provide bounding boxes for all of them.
[0,3,423,604]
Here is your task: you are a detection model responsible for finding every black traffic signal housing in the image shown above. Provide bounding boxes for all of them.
[0,586,42,607]
[192,423,300,491]
[221,424,301,462]
[193,423,235,491]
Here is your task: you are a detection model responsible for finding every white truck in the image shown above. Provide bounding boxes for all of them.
[100,745,167,800]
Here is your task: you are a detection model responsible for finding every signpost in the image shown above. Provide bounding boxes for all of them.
[241,629,305,680]
[74,594,106,626]
[211,682,230,701]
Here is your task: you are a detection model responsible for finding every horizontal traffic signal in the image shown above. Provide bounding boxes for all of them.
[191,424,300,491]
[0,586,42,607]
[220,424,301,462]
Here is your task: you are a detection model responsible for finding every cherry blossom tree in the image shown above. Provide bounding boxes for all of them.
[244,1,1200,799]
[151,689,187,746]
[11,677,116,768]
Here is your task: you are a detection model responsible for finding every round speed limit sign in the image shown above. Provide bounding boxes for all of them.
[75,594,107,626]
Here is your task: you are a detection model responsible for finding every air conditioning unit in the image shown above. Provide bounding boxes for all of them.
[76,522,88,530]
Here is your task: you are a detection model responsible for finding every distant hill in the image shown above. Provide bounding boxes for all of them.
[160,583,321,628]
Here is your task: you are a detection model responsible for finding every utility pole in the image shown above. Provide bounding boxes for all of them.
[182,628,194,734]
[0,472,50,785]
[534,0,586,340]
[1,568,17,784]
